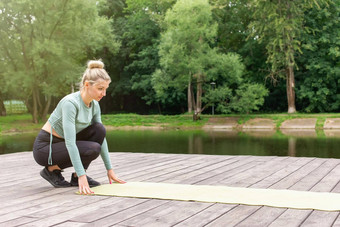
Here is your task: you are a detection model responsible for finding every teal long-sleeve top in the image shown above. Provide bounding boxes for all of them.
[48,91,112,177]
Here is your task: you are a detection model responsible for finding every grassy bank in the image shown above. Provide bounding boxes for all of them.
[0,113,208,134]
[226,113,337,129]
[1,113,340,134]
[0,114,43,134]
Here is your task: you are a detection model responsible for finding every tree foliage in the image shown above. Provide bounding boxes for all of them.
[0,0,338,118]
[249,0,329,113]
[154,0,268,118]
[153,0,220,118]
[0,0,119,122]
[296,0,340,112]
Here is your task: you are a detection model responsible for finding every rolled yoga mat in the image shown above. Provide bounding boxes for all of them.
[85,182,340,211]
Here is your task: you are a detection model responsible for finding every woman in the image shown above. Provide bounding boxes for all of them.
[33,60,125,195]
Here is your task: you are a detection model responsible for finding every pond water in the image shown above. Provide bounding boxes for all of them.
[2,129,340,159]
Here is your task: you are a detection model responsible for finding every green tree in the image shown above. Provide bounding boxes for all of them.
[100,0,177,113]
[154,0,268,118]
[249,0,328,113]
[154,0,219,119]
[203,52,268,114]
[0,0,119,122]
[296,0,340,112]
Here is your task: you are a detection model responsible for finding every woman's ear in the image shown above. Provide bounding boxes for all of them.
[84,81,89,88]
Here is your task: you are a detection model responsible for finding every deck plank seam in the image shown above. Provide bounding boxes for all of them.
[330,212,340,226]
[192,157,262,185]
[308,161,340,192]
[233,205,265,227]
[139,159,226,182]
[267,158,317,189]
[149,158,240,183]
[329,163,340,193]
[176,159,241,184]
[202,204,240,227]
[87,199,154,225]
[298,209,315,227]
[110,199,174,226]
[226,157,294,186]
[287,159,328,191]
[247,157,302,187]
[170,203,217,227]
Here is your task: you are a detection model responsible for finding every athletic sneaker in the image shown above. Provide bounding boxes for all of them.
[40,167,71,188]
[70,173,101,187]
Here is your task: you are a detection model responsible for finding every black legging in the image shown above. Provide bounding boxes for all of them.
[33,122,105,170]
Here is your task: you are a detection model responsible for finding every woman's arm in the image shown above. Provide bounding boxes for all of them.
[62,101,86,177]
[62,101,93,194]
[93,103,125,184]
[92,103,112,171]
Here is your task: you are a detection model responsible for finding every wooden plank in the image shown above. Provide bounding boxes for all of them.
[0,188,78,217]
[313,163,340,192]
[167,158,239,184]
[194,156,265,185]
[20,197,142,226]
[290,159,340,191]
[220,157,291,187]
[177,156,254,185]
[69,198,151,223]
[1,152,340,226]
[29,197,124,220]
[268,209,312,227]
[85,199,171,226]
[0,216,38,227]
[122,156,209,181]
[236,207,287,227]
[300,210,339,227]
[330,213,340,227]
[53,222,87,227]
[205,205,261,226]
[116,200,212,227]
[269,158,324,190]
[0,194,107,224]
[0,153,180,188]
[173,203,236,227]
[250,158,313,189]
[145,157,234,183]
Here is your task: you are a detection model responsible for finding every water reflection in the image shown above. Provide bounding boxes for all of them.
[1,129,340,159]
[288,137,297,157]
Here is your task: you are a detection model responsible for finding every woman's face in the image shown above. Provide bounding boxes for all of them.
[86,79,110,102]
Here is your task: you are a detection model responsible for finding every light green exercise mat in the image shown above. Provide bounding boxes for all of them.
[87,182,340,211]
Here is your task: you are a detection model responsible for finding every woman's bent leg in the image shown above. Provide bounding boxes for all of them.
[33,130,102,170]
[76,122,106,145]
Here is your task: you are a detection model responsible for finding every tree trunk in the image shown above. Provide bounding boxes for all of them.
[41,95,51,123]
[32,88,39,124]
[196,74,202,114]
[286,65,296,113]
[190,83,200,121]
[0,93,6,116]
[187,80,192,113]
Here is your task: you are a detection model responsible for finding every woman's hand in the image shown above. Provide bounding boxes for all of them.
[78,175,94,195]
[107,169,126,184]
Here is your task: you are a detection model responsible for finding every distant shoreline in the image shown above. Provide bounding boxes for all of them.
[2,113,340,135]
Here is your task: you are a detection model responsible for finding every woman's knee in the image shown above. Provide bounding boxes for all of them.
[92,122,106,136]
[86,142,102,157]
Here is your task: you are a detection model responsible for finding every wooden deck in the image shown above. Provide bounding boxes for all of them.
[1,152,340,227]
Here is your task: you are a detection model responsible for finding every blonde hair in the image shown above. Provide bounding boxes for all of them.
[79,60,111,91]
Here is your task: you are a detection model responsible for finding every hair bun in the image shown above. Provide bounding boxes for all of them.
[87,60,104,69]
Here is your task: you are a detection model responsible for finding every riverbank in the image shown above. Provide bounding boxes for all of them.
[2,113,340,135]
